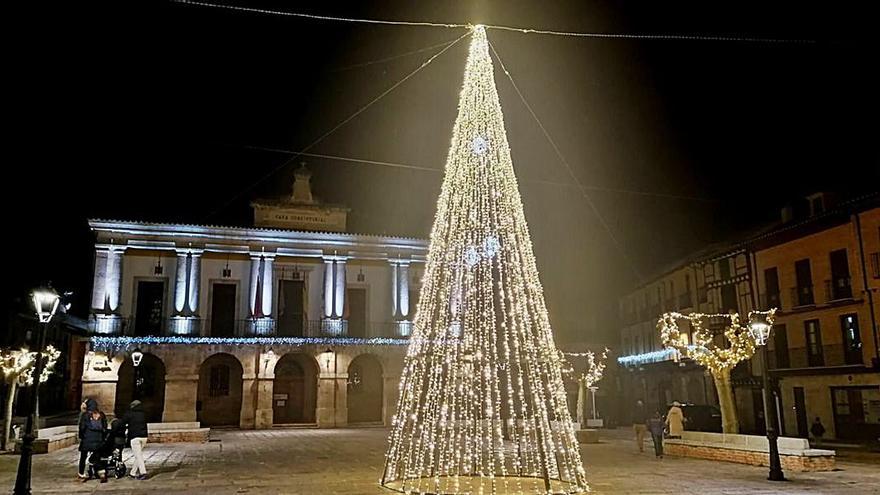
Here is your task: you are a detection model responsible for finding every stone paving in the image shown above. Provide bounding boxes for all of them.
[0,427,877,494]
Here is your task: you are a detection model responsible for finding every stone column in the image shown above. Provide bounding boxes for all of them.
[249,254,262,317]
[261,255,274,317]
[91,247,109,311]
[162,375,198,422]
[323,258,334,318]
[398,262,410,319]
[390,262,399,319]
[105,246,124,313]
[188,252,202,316]
[334,259,346,318]
[174,250,190,314]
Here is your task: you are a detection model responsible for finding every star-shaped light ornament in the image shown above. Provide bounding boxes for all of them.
[471,136,489,156]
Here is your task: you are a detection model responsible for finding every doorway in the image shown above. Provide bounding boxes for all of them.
[347,354,383,424]
[347,287,367,338]
[115,353,165,422]
[793,387,808,438]
[277,280,305,337]
[134,281,165,336]
[210,283,237,337]
[273,353,317,424]
[832,386,880,441]
[197,353,243,427]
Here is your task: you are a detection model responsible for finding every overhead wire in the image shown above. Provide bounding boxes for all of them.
[202,30,471,221]
[488,38,644,281]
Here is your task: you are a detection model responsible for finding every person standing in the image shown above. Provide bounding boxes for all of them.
[633,399,648,453]
[810,417,826,446]
[121,400,149,480]
[647,411,666,458]
[666,401,685,439]
[77,399,105,481]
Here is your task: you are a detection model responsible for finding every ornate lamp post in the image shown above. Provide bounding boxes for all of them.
[14,287,60,495]
[749,309,785,482]
[131,347,144,400]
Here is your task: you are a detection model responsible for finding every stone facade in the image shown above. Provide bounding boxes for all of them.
[82,171,427,429]
[83,341,406,429]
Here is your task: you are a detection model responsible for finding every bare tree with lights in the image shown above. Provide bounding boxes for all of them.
[659,310,774,433]
[562,349,608,427]
[1,346,61,451]
[381,26,587,494]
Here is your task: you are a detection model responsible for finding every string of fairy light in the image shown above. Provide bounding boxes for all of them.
[379,25,587,494]
[1,346,61,386]
[658,310,776,372]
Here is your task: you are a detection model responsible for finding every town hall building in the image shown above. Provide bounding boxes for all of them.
[81,164,428,429]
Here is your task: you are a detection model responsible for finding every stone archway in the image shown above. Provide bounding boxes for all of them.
[347,354,383,424]
[116,353,165,422]
[197,353,244,427]
[273,353,318,424]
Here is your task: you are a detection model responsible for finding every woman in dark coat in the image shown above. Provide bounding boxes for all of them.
[77,398,106,480]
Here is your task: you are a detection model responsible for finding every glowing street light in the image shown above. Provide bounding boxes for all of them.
[14,287,64,495]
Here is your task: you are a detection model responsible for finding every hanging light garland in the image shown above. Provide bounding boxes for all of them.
[562,348,608,388]
[90,336,409,354]
[658,310,776,372]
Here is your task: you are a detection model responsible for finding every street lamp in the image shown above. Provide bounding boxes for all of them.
[131,347,143,401]
[14,287,61,495]
[749,309,785,482]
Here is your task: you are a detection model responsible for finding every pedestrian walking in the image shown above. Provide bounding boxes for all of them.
[77,399,105,481]
[647,411,665,458]
[121,400,149,480]
[810,417,826,446]
[666,401,685,439]
[633,399,648,453]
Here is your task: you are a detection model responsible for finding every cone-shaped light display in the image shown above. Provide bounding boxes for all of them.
[381,26,588,494]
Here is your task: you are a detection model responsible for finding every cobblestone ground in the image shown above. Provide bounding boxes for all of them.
[0,427,877,494]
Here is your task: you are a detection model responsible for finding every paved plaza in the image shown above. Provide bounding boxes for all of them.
[0,427,877,494]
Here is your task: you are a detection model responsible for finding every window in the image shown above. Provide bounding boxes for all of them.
[795,259,814,306]
[719,259,731,280]
[764,267,781,310]
[829,249,853,300]
[841,314,863,365]
[772,324,789,368]
[804,320,824,367]
[209,364,230,397]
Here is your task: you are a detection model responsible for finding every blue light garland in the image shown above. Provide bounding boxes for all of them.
[617,346,696,367]
[90,335,410,353]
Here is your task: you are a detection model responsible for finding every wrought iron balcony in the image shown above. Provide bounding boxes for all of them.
[790,285,815,307]
[824,277,853,302]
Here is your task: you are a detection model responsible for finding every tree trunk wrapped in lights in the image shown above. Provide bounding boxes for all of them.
[1,346,61,451]
[658,311,773,434]
[381,26,588,494]
[563,349,608,426]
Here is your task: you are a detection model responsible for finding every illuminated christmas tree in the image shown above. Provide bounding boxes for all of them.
[381,26,588,494]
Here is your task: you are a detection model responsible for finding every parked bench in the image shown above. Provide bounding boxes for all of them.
[664,431,836,472]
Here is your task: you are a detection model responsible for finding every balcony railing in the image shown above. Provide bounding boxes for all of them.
[759,292,782,311]
[770,343,865,369]
[824,277,853,302]
[790,285,815,307]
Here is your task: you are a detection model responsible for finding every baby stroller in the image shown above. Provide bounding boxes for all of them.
[88,419,128,481]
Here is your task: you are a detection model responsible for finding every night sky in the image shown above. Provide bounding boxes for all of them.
[7,1,877,342]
